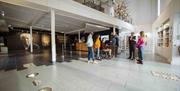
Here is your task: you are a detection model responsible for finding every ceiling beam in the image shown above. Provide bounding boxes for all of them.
[0,0,48,12]
[66,28,85,34]
[28,12,49,26]
[32,25,50,31]
[3,16,29,28]
[4,16,28,24]
[55,15,84,28]
[4,16,51,31]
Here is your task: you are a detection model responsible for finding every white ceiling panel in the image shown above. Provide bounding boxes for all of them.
[34,14,85,33]
[0,2,46,26]
[0,1,111,33]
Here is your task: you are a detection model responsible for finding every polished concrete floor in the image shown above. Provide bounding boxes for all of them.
[0,50,180,91]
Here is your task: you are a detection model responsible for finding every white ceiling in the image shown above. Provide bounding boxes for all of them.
[0,1,45,27]
[0,1,109,33]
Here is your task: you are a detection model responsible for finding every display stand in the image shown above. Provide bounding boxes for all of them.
[157,20,170,47]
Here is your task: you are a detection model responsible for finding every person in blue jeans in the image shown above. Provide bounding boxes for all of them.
[136,31,145,64]
[86,32,98,64]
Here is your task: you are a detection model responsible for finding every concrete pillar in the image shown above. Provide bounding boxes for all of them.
[113,26,116,35]
[78,31,81,57]
[124,35,127,50]
[64,33,66,50]
[51,8,56,63]
[30,26,33,53]
[64,33,66,56]
[78,31,80,43]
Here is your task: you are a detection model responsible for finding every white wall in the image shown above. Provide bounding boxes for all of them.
[127,0,157,25]
[171,13,180,65]
[160,0,172,14]
[152,0,180,65]
[125,0,157,53]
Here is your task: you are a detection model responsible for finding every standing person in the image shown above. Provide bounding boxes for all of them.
[136,31,145,64]
[112,33,117,57]
[94,34,101,60]
[86,32,98,64]
[127,32,136,60]
[115,33,119,56]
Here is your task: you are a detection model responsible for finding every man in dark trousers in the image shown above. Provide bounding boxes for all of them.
[128,32,136,60]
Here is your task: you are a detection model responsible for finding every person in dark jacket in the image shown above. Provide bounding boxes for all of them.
[112,33,118,57]
[128,32,136,60]
[115,33,119,55]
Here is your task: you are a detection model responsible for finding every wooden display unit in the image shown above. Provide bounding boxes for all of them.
[157,20,170,47]
[157,30,163,47]
[75,42,88,51]
[164,26,170,47]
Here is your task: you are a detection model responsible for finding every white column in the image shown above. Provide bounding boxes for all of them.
[113,26,116,35]
[51,8,56,63]
[78,31,80,43]
[64,33,66,50]
[64,33,66,57]
[30,26,33,53]
[78,31,81,57]
[124,35,126,50]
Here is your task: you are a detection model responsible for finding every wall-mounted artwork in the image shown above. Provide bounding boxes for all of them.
[41,34,50,47]
[57,35,67,43]
[20,33,30,50]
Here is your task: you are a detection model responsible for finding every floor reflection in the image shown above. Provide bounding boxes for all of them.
[0,49,88,71]
[0,49,170,71]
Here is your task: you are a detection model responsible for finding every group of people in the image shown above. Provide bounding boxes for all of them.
[86,31,145,64]
[86,32,119,64]
[128,31,145,64]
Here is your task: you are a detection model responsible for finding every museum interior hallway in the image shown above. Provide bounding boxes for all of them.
[0,0,180,91]
[0,50,179,91]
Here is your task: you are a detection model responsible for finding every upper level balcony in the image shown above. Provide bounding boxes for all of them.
[74,0,133,24]
[74,0,105,13]
[0,0,135,32]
